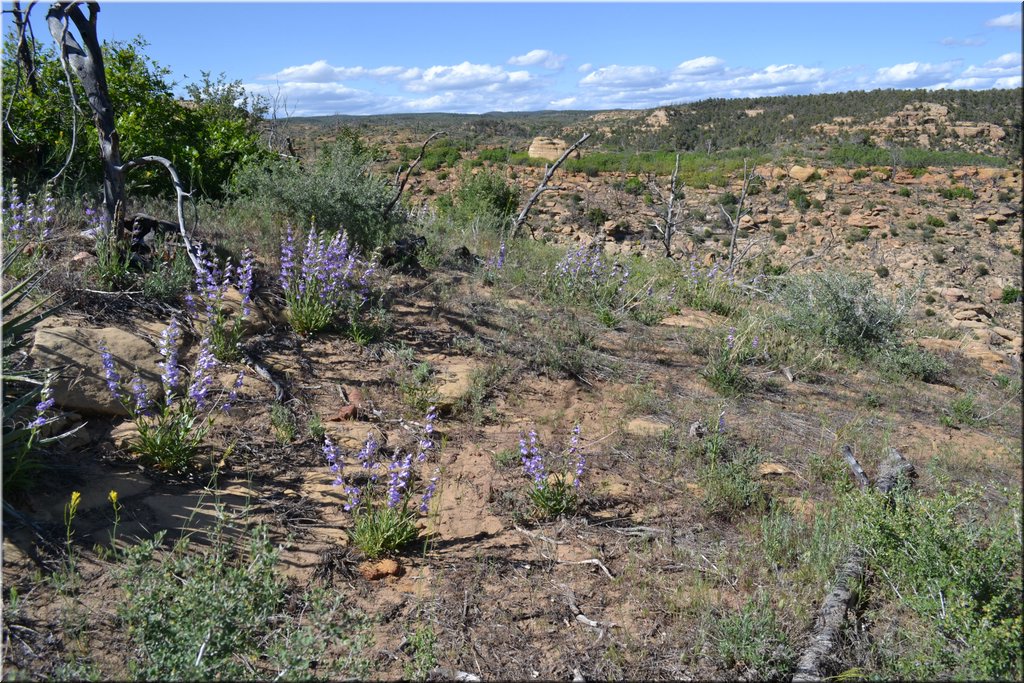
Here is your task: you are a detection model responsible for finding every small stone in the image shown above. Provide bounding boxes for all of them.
[757,462,796,477]
[358,558,403,581]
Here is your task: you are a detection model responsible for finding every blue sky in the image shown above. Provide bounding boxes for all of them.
[6,2,1022,115]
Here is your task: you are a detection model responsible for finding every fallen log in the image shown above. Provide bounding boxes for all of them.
[791,447,917,681]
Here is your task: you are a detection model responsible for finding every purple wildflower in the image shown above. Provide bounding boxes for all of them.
[222,370,245,412]
[29,375,55,429]
[419,468,440,513]
[99,342,123,401]
[567,424,585,488]
[342,484,362,512]
[751,336,759,351]
[157,318,182,401]
[188,338,218,411]
[726,328,736,350]
[129,371,152,416]
[717,410,726,433]
[417,406,437,463]
[386,453,413,509]
[279,223,296,290]
[323,437,342,479]
[238,248,255,318]
[520,429,545,485]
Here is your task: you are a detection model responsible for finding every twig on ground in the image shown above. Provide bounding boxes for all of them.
[558,558,614,580]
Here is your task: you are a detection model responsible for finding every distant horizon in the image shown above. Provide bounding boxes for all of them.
[3,2,1021,116]
[272,84,1022,120]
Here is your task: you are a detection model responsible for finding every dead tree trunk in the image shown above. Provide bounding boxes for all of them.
[649,153,681,257]
[510,132,590,240]
[45,1,125,232]
[791,447,917,682]
[719,161,757,274]
[383,131,445,221]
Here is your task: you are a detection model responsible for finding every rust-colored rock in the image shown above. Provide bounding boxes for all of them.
[358,558,403,581]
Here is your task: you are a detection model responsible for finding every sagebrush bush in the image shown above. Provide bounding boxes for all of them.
[230,134,401,250]
[770,271,911,355]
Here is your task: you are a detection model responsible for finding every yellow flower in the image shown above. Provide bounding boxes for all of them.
[108,490,118,504]
[69,491,81,511]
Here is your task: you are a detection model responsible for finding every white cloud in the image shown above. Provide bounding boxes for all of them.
[960,52,1021,78]
[940,36,986,47]
[579,65,664,88]
[508,49,567,70]
[549,96,577,108]
[405,61,523,92]
[985,12,1021,28]
[674,56,725,75]
[577,62,593,73]
[994,75,1023,88]
[265,61,415,84]
[873,61,958,86]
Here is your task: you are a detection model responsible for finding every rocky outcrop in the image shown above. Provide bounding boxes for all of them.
[30,325,163,416]
[528,137,578,162]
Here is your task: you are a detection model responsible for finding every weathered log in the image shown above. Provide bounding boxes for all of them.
[792,549,865,681]
[792,446,917,681]
[841,444,870,490]
[875,447,916,495]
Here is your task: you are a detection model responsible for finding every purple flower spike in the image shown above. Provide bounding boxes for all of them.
[238,248,255,318]
[323,437,344,486]
[188,338,218,411]
[129,371,152,416]
[420,468,441,513]
[567,424,584,488]
[99,342,122,401]
[29,375,55,429]
[158,318,182,402]
[521,429,546,485]
[222,370,245,412]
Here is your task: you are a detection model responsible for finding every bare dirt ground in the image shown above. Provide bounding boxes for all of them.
[2,127,1022,679]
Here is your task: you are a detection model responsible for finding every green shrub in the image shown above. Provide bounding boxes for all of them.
[898,187,912,197]
[119,524,372,680]
[856,490,1022,680]
[699,448,768,519]
[924,214,945,228]
[585,206,609,225]
[476,147,513,164]
[771,271,909,356]
[852,169,871,180]
[3,38,268,198]
[1000,286,1021,303]
[711,591,794,679]
[622,177,645,195]
[875,343,948,383]
[940,185,976,200]
[875,265,889,278]
[441,169,519,233]
[787,186,810,212]
[230,132,401,250]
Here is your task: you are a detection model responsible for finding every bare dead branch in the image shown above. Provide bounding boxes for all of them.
[116,155,201,272]
[46,1,126,225]
[383,131,446,220]
[47,13,80,186]
[840,444,870,490]
[510,132,591,240]
[649,153,681,257]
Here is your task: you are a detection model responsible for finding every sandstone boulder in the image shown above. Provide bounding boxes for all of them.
[30,326,162,416]
[789,165,818,182]
[528,137,577,162]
